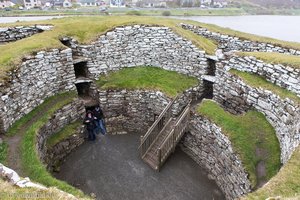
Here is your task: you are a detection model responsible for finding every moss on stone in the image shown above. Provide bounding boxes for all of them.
[197,99,281,187]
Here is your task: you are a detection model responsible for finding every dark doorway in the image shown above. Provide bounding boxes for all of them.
[202,80,214,99]
[75,82,91,98]
[74,62,88,78]
[207,59,216,76]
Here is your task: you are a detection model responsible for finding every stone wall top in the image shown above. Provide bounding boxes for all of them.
[181,23,300,55]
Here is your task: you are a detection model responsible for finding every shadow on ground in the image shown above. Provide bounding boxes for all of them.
[54,133,225,200]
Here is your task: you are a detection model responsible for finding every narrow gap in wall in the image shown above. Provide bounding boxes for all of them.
[202,80,214,99]
[74,62,88,78]
[207,58,216,76]
[59,38,72,48]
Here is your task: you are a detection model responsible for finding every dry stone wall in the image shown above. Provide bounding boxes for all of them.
[0,25,52,43]
[181,24,300,55]
[0,48,76,134]
[72,25,208,80]
[181,113,252,200]
[224,54,300,97]
[37,99,85,171]
[213,63,300,163]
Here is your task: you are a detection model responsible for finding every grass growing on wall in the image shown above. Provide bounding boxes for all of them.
[237,51,300,69]
[19,92,88,198]
[230,69,300,103]
[244,146,300,200]
[0,142,8,164]
[6,92,75,137]
[97,66,198,97]
[46,121,82,148]
[197,100,281,187]
[0,16,217,82]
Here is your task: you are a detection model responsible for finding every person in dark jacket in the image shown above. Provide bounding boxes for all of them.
[83,111,96,141]
[93,105,107,135]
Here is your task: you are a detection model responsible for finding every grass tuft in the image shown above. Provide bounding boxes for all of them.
[96,66,198,97]
[46,121,82,148]
[237,51,300,69]
[197,100,281,187]
[230,69,300,103]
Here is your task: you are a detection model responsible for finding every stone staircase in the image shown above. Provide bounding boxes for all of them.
[139,97,191,171]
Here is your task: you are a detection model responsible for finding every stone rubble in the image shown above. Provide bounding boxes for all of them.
[0,25,53,43]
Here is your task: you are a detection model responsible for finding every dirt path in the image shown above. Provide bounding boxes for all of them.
[2,97,62,177]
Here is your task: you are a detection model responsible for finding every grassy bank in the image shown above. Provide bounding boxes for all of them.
[97,66,198,97]
[230,69,300,103]
[0,178,86,200]
[197,100,281,187]
[237,52,300,69]
[18,92,88,198]
[46,121,81,148]
[0,142,8,164]
[244,146,300,199]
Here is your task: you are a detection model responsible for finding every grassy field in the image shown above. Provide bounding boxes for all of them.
[237,52,300,69]
[244,146,300,200]
[46,121,81,148]
[0,142,8,164]
[197,99,281,187]
[230,69,300,103]
[0,7,247,17]
[96,66,198,97]
[17,92,88,198]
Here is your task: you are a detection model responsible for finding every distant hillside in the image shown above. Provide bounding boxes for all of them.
[231,0,300,8]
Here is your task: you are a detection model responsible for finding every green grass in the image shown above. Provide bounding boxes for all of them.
[46,121,82,148]
[230,69,300,103]
[244,146,300,200]
[0,178,87,200]
[96,66,198,97]
[0,142,8,164]
[237,52,300,69]
[19,92,88,198]
[197,100,281,187]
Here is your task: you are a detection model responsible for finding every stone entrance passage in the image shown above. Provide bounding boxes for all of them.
[54,133,225,200]
[75,82,91,98]
[74,61,88,78]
